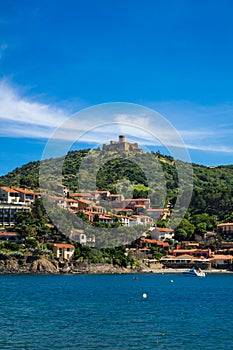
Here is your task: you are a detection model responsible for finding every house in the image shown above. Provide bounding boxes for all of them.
[0,187,21,204]
[0,204,31,226]
[53,243,75,260]
[64,198,79,211]
[98,215,114,224]
[77,199,95,211]
[217,223,233,239]
[90,190,110,200]
[113,208,133,216]
[203,231,218,242]
[151,227,174,241]
[115,215,130,227]
[107,194,124,202]
[209,254,233,269]
[146,208,169,220]
[14,188,40,205]
[173,248,212,258]
[133,237,169,250]
[128,218,137,226]
[180,241,200,248]
[161,254,193,267]
[131,215,154,226]
[124,198,151,211]
[160,254,210,269]
[70,193,93,200]
[56,184,69,197]
[69,229,86,245]
[47,195,68,209]
[0,231,22,243]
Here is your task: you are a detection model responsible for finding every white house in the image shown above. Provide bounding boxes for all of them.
[131,215,154,226]
[0,231,22,243]
[0,187,21,204]
[53,243,75,260]
[70,229,87,245]
[151,227,174,241]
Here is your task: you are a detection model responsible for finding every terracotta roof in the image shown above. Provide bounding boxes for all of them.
[14,188,37,195]
[70,193,92,197]
[54,243,75,249]
[0,232,20,236]
[173,249,197,253]
[77,199,94,204]
[161,254,193,260]
[217,222,233,227]
[210,255,233,260]
[141,238,157,243]
[1,187,19,193]
[99,215,113,220]
[156,227,174,232]
[65,198,78,203]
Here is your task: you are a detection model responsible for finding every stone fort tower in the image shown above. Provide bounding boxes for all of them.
[103,135,142,153]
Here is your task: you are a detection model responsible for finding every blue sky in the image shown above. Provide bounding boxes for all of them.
[1,0,233,175]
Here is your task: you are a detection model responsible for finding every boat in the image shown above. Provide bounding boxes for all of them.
[183,267,206,277]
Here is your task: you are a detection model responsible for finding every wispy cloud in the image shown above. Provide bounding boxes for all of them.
[1,80,233,155]
[0,80,69,137]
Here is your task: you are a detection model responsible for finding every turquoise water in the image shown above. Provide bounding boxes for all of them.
[0,273,233,349]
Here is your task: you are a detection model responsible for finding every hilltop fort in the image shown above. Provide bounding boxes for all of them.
[102,135,143,153]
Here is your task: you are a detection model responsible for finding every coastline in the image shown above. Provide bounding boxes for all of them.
[0,254,232,275]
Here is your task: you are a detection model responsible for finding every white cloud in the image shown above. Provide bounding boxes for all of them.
[0,80,73,140]
[1,80,233,156]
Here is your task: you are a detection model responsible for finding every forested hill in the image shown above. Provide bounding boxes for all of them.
[1,149,233,221]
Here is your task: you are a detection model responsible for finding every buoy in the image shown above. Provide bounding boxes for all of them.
[142,293,147,298]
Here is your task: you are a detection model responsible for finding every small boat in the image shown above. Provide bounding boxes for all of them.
[183,267,205,277]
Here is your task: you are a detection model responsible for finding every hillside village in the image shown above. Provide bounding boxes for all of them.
[0,136,233,273]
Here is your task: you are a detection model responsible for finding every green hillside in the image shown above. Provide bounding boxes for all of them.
[1,149,233,227]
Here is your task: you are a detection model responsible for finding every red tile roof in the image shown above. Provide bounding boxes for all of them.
[156,227,174,232]
[1,187,19,193]
[210,254,233,260]
[54,243,75,249]
[14,188,37,195]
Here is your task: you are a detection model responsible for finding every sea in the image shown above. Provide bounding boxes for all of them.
[0,273,232,350]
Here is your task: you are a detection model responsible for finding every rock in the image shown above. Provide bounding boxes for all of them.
[30,257,59,273]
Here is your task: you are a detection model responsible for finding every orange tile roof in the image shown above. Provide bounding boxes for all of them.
[156,227,174,232]
[77,199,94,204]
[1,187,19,193]
[14,188,37,195]
[0,232,20,236]
[210,254,233,260]
[54,243,75,249]
[217,222,233,227]
[65,198,78,203]
[70,193,92,197]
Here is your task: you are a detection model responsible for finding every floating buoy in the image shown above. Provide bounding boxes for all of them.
[142,293,147,298]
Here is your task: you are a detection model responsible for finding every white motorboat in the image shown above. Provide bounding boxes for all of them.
[183,267,206,277]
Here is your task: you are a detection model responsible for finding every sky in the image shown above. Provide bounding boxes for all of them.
[1,0,233,175]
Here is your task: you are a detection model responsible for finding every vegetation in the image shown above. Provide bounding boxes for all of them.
[1,148,233,251]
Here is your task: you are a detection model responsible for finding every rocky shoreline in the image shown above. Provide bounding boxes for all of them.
[0,254,232,274]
